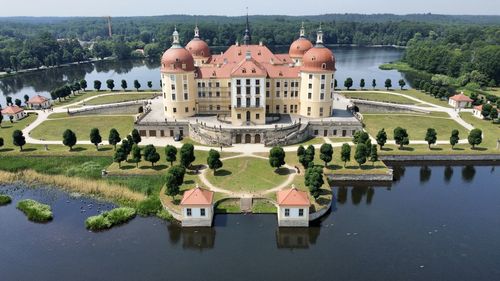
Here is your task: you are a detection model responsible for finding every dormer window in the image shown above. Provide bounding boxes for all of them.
[182,64,186,69]
[176,58,180,62]
[322,63,327,69]
[242,68,247,74]
[312,57,316,61]
[251,68,256,73]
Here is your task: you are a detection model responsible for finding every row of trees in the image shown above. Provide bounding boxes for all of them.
[343,78,406,90]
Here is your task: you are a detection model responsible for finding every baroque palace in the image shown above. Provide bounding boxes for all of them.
[135,19,362,146]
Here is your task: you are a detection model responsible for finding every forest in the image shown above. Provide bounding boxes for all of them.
[0,14,499,85]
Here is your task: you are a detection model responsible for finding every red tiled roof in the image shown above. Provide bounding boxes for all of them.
[1,105,24,115]
[450,93,473,102]
[27,95,49,104]
[180,187,214,205]
[277,188,310,206]
[473,104,483,111]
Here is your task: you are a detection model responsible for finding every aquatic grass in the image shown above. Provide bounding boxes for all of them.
[0,194,12,205]
[136,196,163,216]
[16,199,53,222]
[85,207,136,231]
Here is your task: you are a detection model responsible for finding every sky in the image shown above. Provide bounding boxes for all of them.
[0,0,498,17]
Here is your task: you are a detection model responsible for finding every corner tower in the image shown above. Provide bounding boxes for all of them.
[161,28,197,119]
[186,25,212,66]
[289,22,313,66]
[299,26,336,118]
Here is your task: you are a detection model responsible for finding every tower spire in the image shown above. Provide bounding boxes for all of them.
[243,7,251,45]
[172,25,180,46]
[316,23,324,46]
[300,21,305,38]
[194,24,200,38]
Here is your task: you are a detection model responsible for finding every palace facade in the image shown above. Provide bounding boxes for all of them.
[160,22,336,125]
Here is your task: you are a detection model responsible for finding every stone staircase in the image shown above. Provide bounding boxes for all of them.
[240,197,253,213]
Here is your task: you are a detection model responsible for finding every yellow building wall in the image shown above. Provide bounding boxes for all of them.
[299,72,335,118]
[162,72,197,119]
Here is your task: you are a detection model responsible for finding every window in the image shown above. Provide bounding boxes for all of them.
[246,87,251,96]
[237,98,241,107]
[308,83,312,89]
[256,98,260,107]
[299,209,304,217]
[200,208,206,217]
[284,105,287,113]
[236,79,241,86]
[184,93,188,100]
[320,93,324,100]
[185,107,189,113]
[256,80,260,85]
[276,91,280,98]
[237,114,241,119]
[256,87,260,95]
[284,91,288,98]
[276,105,280,112]
[266,81,270,88]
[237,87,241,95]
[321,84,325,90]
[284,82,288,88]
[171,84,176,90]
[308,93,312,99]
[172,94,176,101]
[321,63,327,69]
[216,82,220,87]
[173,108,177,113]
[284,208,290,217]
[309,74,313,79]
[216,105,221,111]
[319,107,323,117]
[276,82,281,88]
[321,75,326,80]
[307,107,311,116]
[183,84,188,90]
[256,113,260,119]
[216,91,220,97]
[266,91,270,98]
[186,208,192,216]
[246,79,251,85]
[246,98,251,107]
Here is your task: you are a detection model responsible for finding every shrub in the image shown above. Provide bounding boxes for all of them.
[0,194,12,206]
[85,207,136,231]
[136,197,162,216]
[16,199,53,222]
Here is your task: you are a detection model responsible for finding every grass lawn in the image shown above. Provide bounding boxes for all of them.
[181,137,219,147]
[330,137,354,143]
[363,113,469,141]
[54,91,108,106]
[379,143,498,155]
[84,93,156,106]
[0,113,37,148]
[396,89,452,108]
[30,115,134,141]
[341,91,418,105]
[285,136,324,147]
[252,199,277,213]
[215,198,241,213]
[460,112,500,149]
[204,157,290,192]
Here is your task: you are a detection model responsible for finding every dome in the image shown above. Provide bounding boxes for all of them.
[186,38,211,58]
[161,47,195,73]
[289,38,313,58]
[301,46,336,72]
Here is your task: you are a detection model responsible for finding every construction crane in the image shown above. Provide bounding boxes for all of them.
[103,16,112,38]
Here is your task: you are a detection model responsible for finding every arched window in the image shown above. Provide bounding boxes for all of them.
[322,63,327,69]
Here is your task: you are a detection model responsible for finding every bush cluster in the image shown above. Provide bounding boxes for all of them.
[16,199,53,222]
[85,207,136,231]
[0,194,12,206]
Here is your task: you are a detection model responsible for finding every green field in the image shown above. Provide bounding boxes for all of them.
[460,112,500,148]
[30,115,134,141]
[204,157,289,192]
[84,93,156,106]
[341,91,418,105]
[0,113,37,148]
[363,113,469,141]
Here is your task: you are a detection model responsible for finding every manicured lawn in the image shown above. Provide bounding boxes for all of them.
[181,137,219,147]
[397,89,452,108]
[460,112,500,149]
[84,93,156,106]
[285,136,324,147]
[329,137,353,143]
[54,91,108,106]
[341,91,418,105]
[215,198,241,213]
[252,199,277,213]
[204,157,290,192]
[362,113,469,141]
[379,143,498,155]
[0,113,37,148]
[30,115,134,141]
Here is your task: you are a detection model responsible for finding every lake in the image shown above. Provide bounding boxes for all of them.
[0,46,406,105]
[1,164,500,281]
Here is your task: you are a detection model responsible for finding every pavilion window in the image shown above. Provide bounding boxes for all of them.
[284,209,290,217]
[186,208,192,216]
[200,209,206,217]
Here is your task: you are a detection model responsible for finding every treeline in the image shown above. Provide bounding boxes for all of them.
[403,29,500,86]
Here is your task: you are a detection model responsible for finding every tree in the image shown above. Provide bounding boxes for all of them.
[131,144,142,168]
[164,173,180,199]
[305,166,323,198]
[15,99,22,107]
[134,80,141,91]
[114,147,127,168]
[106,79,115,91]
[344,77,353,90]
[450,129,460,149]
[147,81,153,89]
[108,128,121,150]
[399,79,406,90]
[23,95,29,105]
[0,114,3,127]
[372,79,376,89]
[385,79,392,90]
[481,103,493,119]
[207,149,223,174]
[165,145,177,166]
[468,129,482,149]
[354,143,367,167]
[121,79,128,91]
[143,144,160,166]
[80,79,87,91]
[369,144,378,166]
[376,128,387,149]
[319,143,333,167]
[6,97,12,105]
[425,128,437,149]
[89,128,102,150]
[131,129,142,144]
[169,165,186,186]
[360,79,365,90]
[352,131,369,145]
[394,127,409,149]
[12,130,25,151]
[121,139,132,157]
[180,143,196,168]
[269,146,286,170]
[297,145,305,157]
[62,129,77,151]
[340,143,351,167]
[299,145,315,169]
[93,80,101,91]
[0,137,3,149]
[334,79,338,89]
[490,109,498,120]
[9,116,13,123]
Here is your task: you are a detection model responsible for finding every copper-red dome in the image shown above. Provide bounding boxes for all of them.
[186,38,211,58]
[161,47,195,73]
[301,47,336,72]
[289,38,313,58]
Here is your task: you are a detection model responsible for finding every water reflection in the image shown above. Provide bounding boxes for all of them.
[167,224,215,250]
[420,166,432,183]
[392,165,406,182]
[462,165,476,182]
[276,227,321,249]
[444,166,454,183]
[336,186,377,205]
